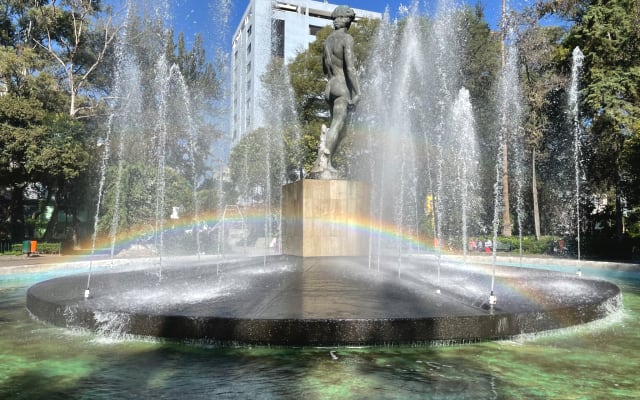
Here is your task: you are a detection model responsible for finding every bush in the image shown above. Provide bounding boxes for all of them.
[5,242,61,255]
[494,236,557,255]
[37,242,62,254]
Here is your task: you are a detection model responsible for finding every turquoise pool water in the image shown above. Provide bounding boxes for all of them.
[1,262,639,399]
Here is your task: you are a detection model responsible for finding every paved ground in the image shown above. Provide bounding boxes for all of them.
[0,253,119,275]
[1,254,70,265]
[0,254,76,268]
[2,251,639,274]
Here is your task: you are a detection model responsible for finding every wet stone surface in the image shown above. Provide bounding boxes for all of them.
[26,255,621,345]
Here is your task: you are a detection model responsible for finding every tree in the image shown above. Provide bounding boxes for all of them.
[500,0,514,237]
[97,163,192,235]
[517,22,568,239]
[0,91,46,240]
[260,57,302,181]
[0,1,116,243]
[0,40,93,241]
[456,4,502,233]
[90,8,224,238]
[227,127,284,206]
[166,31,223,175]
[554,0,640,238]
[25,0,119,117]
[1,1,223,245]
[28,113,91,235]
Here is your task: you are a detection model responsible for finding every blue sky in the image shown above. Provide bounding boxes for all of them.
[159,1,539,52]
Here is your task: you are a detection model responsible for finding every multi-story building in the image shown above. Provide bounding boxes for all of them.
[230,0,381,145]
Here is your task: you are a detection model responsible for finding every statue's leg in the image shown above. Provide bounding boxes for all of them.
[326,98,349,170]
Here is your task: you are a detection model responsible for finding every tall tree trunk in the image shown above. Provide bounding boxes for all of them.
[500,0,512,237]
[532,147,541,240]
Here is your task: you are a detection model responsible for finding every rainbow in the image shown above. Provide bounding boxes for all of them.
[79,208,444,257]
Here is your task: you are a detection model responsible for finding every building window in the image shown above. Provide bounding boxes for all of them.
[309,25,323,36]
[247,25,252,36]
[309,9,332,20]
[247,42,251,55]
[271,19,285,58]
[247,79,251,90]
[247,61,251,73]
[275,2,297,12]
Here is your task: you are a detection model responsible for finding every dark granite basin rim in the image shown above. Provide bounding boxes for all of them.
[26,255,622,345]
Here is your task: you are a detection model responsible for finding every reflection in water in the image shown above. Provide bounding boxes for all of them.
[1,268,639,399]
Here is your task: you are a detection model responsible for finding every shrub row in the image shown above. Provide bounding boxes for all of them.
[4,242,62,255]
[495,236,559,254]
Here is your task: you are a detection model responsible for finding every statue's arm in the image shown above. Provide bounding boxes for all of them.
[322,46,330,76]
[343,36,360,105]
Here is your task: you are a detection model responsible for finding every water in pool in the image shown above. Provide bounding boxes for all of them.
[1,264,638,399]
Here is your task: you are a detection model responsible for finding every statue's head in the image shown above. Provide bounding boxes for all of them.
[331,6,356,29]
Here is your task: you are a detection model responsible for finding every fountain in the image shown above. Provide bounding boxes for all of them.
[26,1,621,346]
[569,47,585,262]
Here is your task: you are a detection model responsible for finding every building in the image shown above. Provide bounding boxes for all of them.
[230,0,381,145]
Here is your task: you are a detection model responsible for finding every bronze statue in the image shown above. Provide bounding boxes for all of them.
[309,5,361,180]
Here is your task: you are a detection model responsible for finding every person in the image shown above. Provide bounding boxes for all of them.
[310,5,361,178]
[476,239,483,252]
[485,238,492,253]
[469,238,476,252]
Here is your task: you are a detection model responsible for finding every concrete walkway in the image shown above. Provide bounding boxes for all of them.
[0,253,120,275]
[452,253,640,272]
[2,252,639,275]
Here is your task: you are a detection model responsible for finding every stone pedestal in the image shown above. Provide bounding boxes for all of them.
[282,179,370,257]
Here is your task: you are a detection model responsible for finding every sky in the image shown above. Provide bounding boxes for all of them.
[159,0,540,52]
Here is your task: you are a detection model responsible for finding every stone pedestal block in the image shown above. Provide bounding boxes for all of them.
[282,180,370,257]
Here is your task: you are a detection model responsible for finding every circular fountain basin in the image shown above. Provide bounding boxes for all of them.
[26,255,621,345]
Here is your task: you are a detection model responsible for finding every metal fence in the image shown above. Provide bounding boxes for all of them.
[0,240,14,254]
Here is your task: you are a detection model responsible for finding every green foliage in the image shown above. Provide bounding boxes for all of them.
[111,12,222,175]
[22,0,117,117]
[286,18,381,174]
[0,1,114,242]
[98,163,193,235]
[455,5,502,229]
[288,27,328,125]
[496,235,558,254]
[172,32,221,102]
[87,8,225,237]
[558,0,640,236]
[7,241,61,254]
[514,20,572,237]
[227,127,284,205]
[0,1,222,244]
[27,114,90,181]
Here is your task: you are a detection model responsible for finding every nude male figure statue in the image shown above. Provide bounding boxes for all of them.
[309,5,361,179]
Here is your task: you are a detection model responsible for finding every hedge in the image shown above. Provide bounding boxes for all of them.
[5,242,62,255]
